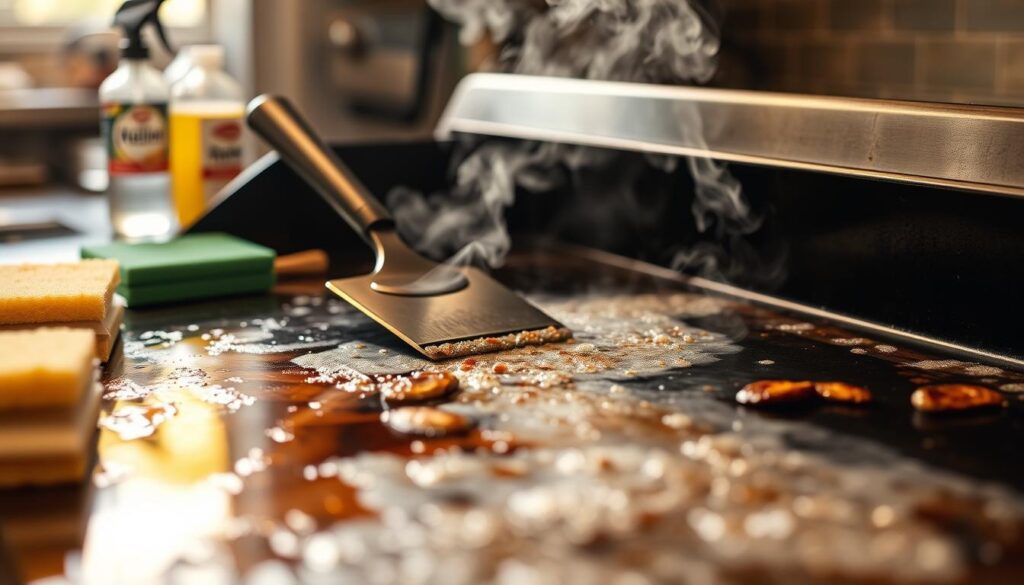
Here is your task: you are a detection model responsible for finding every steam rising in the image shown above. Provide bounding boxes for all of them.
[392,0,765,281]
[388,142,564,267]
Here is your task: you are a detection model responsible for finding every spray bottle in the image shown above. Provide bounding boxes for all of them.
[163,45,199,87]
[169,45,245,227]
[100,0,176,241]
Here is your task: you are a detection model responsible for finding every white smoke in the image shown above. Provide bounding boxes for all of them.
[392,0,765,281]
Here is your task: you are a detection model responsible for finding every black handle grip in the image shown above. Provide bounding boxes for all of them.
[246,94,393,238]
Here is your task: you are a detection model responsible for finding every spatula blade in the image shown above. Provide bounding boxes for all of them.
[326,267,567,359]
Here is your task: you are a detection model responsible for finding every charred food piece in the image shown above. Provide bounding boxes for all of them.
[382,406,474,437]
[380,371,459,406]
[736,380,815,406]
[911,384,1006,413]
[814,382,873,404]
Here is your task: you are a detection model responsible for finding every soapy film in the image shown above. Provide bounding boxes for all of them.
[294,292,738,381]
[281,292,1024,584]
[96,289,1024,584]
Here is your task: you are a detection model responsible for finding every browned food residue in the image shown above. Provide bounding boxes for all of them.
[735,380,815,406]
[381,406,474,437]
[738,380,874,406]
[814,381,873,404]
[423,326,573,359]
[379,371,459,405]
[911,384,1007,412]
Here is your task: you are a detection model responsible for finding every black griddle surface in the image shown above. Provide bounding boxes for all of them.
[494,248,1024,491]
[4,244,1009,583]
[119,245,1024,492]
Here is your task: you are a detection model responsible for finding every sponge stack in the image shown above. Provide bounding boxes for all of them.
[0,328,101,486]
[0,260,123,361]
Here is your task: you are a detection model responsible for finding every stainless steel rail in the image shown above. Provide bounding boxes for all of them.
[437,73,1024,197]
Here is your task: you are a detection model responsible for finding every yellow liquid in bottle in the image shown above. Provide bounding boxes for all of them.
[169,101,245,227]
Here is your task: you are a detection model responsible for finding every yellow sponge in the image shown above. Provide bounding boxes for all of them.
[0,298,124,361]
[0,328,96,410]
[0,260,120,325]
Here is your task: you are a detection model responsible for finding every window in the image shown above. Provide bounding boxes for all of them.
[0,0,208,51]
[11,0,205,27]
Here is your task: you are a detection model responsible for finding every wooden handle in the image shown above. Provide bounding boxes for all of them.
[274,249,329,278]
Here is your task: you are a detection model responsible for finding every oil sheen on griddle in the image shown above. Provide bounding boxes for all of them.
[96,288,1024,584]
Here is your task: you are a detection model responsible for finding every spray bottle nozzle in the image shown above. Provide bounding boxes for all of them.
[113,0,173,60]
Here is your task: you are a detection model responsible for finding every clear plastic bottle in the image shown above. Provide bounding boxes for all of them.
[169,45,245,227]
[100,0,177,242]
[163,45,198,87]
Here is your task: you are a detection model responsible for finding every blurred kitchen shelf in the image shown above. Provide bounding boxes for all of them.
[0,186,111,263]
[0,88,98,130]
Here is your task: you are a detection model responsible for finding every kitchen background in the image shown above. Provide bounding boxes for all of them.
[716,0,1024,106]
[4,1,1023,102]
[1,0,1023,228]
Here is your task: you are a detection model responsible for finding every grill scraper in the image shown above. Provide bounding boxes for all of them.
[246,95,569,359]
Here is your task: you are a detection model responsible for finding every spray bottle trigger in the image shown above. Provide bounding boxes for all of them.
[152,17,174,55]
[112,0,171,59]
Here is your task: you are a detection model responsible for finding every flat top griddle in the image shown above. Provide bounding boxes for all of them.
[3,244,1024,585]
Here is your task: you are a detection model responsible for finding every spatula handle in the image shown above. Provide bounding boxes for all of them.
[246,94,393,237]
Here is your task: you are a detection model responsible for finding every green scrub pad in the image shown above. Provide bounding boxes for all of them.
[81,233,275,286]
[116,272,275,307]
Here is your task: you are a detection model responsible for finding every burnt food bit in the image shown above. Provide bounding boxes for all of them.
[736,380,815,406]
[382,406,474,437]
[380,371,459,405]
[814,382,873,404]
[911,384,1007,413]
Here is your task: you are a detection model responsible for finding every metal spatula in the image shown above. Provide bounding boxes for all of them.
[246,95,569,359]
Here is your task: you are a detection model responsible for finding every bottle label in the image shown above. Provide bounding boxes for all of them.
[200,117,243,201]
[103,103,169,175]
